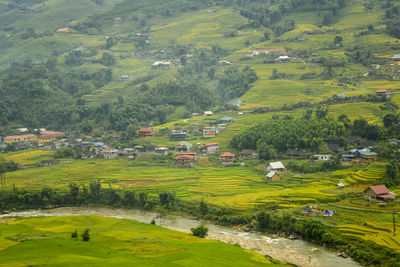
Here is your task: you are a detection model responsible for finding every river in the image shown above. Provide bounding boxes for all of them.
[0,207,360,267]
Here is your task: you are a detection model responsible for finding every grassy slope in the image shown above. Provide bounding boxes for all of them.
[0,216,271,266]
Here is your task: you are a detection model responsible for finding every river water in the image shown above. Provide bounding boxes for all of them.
[0,207,360,267]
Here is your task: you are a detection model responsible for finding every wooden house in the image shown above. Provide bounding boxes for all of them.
[138,128,154,137]
[220,152,235,165]
[155,147,169,156]
[364,185,397,202]
[203,111,213,116]
[267,171,281,182]
[238,149,259,160]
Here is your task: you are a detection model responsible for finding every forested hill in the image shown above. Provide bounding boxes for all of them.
[0,0,399,135]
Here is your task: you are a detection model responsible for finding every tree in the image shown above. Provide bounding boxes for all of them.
[333,36,343,46]
[315,106,328,119]
[270,68,279,80]
[199,200,209,216]
[338,114,351,128]
[367,24,374,32]
[303,108,313,120]
[101,52,115,66]
[264,31,270,41]
[71,230,78,239]
[257,139,277,160]
[386,160,399,186]
[191,224,208,238]
[81,228,90,241]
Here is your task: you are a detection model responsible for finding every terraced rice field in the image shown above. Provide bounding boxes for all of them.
[338,222,400,253]
[0,150,54,166]
[3,157,344,209]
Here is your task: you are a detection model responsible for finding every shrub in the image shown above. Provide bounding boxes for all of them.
[81,228,90,241]
[191,224,208,238]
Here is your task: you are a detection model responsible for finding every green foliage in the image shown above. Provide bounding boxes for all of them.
[218,66,258,99]
[71,230,78,239]
[191,224,208,238]
[81,228,90,241]
[231,117,346,157]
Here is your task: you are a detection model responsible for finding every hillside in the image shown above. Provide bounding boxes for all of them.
[2,0,399,134]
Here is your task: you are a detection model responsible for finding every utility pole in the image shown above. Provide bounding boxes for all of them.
[393,212,397,237]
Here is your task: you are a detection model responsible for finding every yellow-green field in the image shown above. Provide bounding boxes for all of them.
[0,150,54,166]
[0,216,271,266]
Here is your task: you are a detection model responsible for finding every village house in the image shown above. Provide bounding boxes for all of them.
[331,94,348,101]
[219,117,237,124]
[138,128,154,138]
[203,127,216,138]
[152,61,173,68]
[175,141,193,152]
[171,130,188,140]
[56,27,71,33]
[314,154,333,161]
[120,75,130,81]
[218,60,232,65]
[267,171,281,182]
[267,161,286,172]
[4,134,38,144]
[113,17,122,25]
[38,131,65,143]
[375,89,392,99]
[275,55,291,62]
[200,143,219,154]
[190,113,200,118]
[175,154,195,168]
[364,185,398,202]
[392,54,400,61]
[389,138,400,146]
[155,147,169,156]
[238,149,259,160]
[203,111,213,116]
[102,147,119,159]
[120,148,136,160]
[220,152,235,165]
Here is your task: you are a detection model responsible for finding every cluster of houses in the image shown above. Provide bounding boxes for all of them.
[0,130,67,151]
[341,148,378,165]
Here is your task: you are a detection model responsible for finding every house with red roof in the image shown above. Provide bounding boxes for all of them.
[220,152,235,165]
[375,89,392,98]
[364,185,397,202]
[175,154,195,168]
[4,134,37,144]
[38,131,65,143]
[138,128,154,137]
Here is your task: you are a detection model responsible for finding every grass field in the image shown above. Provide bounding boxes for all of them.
[0,216,272,266]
